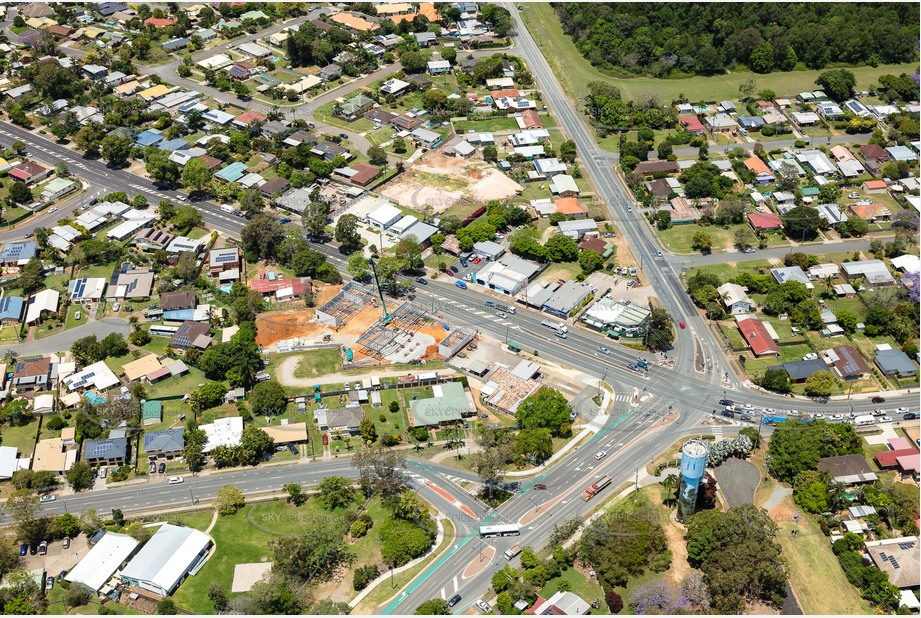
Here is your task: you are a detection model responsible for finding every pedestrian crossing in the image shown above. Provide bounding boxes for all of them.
[614,393,633,402]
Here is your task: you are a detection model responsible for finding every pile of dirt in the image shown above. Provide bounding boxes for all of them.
[255,310,324,348]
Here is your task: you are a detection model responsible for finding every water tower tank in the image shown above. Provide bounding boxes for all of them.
[677,439,710,522]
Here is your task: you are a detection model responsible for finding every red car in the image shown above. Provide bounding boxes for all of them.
[322,433,329,446]
[679,322,686,329]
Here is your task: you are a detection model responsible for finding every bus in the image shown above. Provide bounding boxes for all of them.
[479,524,521,538]
[149,325,179,337]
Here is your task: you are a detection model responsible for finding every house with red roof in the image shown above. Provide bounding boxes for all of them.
[519,109,543,129]
[144,17,176,28]
[491,88,519,100]
[679,115,704,134]
[554,197,587,218]
[736,316,779,357]
[747,212,783,232]
[744,155,775,183]
[861,179,888,194]
[875,437,920,481]
[233,111,267,128]
[9,161,50,185]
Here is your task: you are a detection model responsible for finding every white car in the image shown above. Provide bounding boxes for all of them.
[168,476,184,485]
[787,410,800,416]
[495,311,507,318]
[897,407,909,413]
[831,414,844,421]
[880,416,893,423]
[743,404,755,410]
[39,495,56,503]
[873,409,885,416]
[848,193,860,199]
[475,600,492,613]
[812,413,824,419]
[49,207,58,213]
[594,451,607,460]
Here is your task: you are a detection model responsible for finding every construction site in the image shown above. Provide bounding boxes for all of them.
[256,281,458,366]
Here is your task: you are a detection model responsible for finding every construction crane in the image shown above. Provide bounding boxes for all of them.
[367,256,392,324]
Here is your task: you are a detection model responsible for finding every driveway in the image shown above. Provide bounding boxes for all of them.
[0,318,130,356]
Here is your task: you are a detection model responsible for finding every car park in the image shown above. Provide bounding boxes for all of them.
[594,451,607,460]
[39,495,56,503]
[447,595,462,608]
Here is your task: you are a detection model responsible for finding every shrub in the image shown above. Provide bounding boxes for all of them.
[353,564,380,591]
[379,414,387,422]
[381,434,400,447]
[605,589,624,613]
[46,416,67,431]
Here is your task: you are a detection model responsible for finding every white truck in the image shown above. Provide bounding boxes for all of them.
[504,545,522,560]
[541,319,568,334]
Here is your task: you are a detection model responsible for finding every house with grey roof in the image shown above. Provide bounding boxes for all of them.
[83,437,128,466]
[143,428,185,459]
[874,348,917,378]
[543,281,594,318]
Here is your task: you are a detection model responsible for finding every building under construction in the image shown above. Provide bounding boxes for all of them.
[356,302,431,360]
[315,281,380,329]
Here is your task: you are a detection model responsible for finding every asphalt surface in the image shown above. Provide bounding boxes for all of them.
[0,318,130,356]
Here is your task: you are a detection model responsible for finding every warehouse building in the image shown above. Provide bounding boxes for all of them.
[120,524,212,596]
[66,532,139,593]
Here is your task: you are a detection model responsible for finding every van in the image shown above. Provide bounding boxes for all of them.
[220,204,235,213]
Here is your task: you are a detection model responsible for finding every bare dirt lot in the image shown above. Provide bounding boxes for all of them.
[379,149,522,214]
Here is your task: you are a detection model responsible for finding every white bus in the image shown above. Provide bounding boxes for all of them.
[149,325,179,337]
[479,523,521,538]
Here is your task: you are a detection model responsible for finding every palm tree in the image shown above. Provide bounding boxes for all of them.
[822,275,837,298]
[827,481,848,512]
[660,474,679,508]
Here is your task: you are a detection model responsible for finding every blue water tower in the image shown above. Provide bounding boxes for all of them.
[677,439,709,522]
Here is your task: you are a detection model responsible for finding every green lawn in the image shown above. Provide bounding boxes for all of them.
[314,101,376,133]
[520,3,917,122]
[168,509,216,532]
[687,259,775,282]
[539,568,605,610]
[744,343,814,376]
[147,367,208,399]
[657,223,752,254]
[173,497,394,613]
[77,264,115,280]
[0,325,20,342]
[0,419,40,455]
[453,116,523,133]
[291,348,344,379]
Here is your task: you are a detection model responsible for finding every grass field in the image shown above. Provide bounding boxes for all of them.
[775,506,872,615]
[539,567,605,609]
[292,348,343,379]
[167,509,215,532]
[453,116,522,133]
[521,4,917,111]
[0,419,39,455]
[657,223,753,254]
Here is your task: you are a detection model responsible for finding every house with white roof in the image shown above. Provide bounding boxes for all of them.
[120,524,211,596]
[63,360,120,391]
[367,202,403,230]
[201,416,244,452]
[717,283,755,314]
[25,289,60,324]
[65,532,139,593]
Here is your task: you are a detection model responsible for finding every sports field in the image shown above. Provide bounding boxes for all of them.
[521,4,916,106]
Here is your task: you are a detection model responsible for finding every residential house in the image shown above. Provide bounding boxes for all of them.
[825,345,871,380]
[259,177,290,198]
[160,290,197,311]
[0,296,24,325]
[143,428,185,460]
[769,359,827,383]
[743,156,775,184]
[169,321,213,353]
[11,356,52,391]
[133,228,174,252]
[874,348,917,378]
[106,266,154,301]
[678,115,704,134]
[228,61,257,80]
[410,127,441,149]
[886,146,917,162]
[319,64,342,81]
[849,202,891,223]
[736,315,780,357]
[442,136,475,158]
[842,260,895,286]
[8,161,50,185]
[0,240,37,266]
[706,113,738,133]
[554,197,587,218]
[747,212,783,232]
[717,283,755,314]
[315,407,364,435]
[83,437,128,466]
[859,144,888,164]
[337,94,375,121]
[208,247,241,282]
[634,160,681,176]
[380,78,410,96]
[862,179,888,194]
[25,289,59,324]
[427,60,451,75]
[770,266,814,289]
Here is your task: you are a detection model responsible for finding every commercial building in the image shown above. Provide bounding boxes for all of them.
[65,532,139,593]
[475,255,541,296]
[409,382,472,427]
[582,297,650,338]
[120,524,212,596]
[542,281,594,318]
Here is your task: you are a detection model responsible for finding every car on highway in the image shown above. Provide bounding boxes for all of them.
[455,280,467,289]
[626,206,632,212]
[880,416,893,423]
[679,322,686,329]
[743,247,756,253]
[872,396,886,403]
[718,399,733,406]
[897,407,909,413]
[48,207,57,213]
[39,495,56,503]
[447,595,462,608]
[168,476,184,485]
[831,414,844,421]
[721,409,734,418]
[533,483,547,490]
[475,600,492,613]
[904,412,918,420]
[872,409,885,416]
[594,451,607,460]
[598,346,610,355]
[655,250,662,257]
[415,277,427,285]
[496,311,508,318]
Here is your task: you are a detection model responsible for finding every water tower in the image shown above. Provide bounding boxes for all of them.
[676,439,709,522]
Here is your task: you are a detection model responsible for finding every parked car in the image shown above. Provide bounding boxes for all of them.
[158,462,166,474]
[288,444,298,456]
[339,133,349,139]
[62,537,70,549]
[475,600,492,613]
[450,265,459,273]
[29,544,37,556]
[19,544,26,557]
[38,541,47,555]
[831,414,844,421]
[45,576,53,591]
[278,218,291,225]
[56,570,67,583]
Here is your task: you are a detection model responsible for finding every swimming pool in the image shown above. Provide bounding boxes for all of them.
[84,392,106,405]
[269,56,279,62]
[219,284,233,293]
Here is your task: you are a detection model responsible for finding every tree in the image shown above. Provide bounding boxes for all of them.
[359,415,378,445]
[101,135,132,167]
[482,145,497,162]
[804,370,836,399]
[181,157,212,193]
[317,476,355,510]
[579,249,604,274]
[270,522,354,584]
[544,233,579,262]
[733,227,756,251]
[8,181,32,205]
[646,307,675,350]
[515,428,554,464]
[207,582,229,613]
[347,252,370,280]
[335,213,363,251]
[415,599,450,615]
[156,598,177,615]
[379,517,435,567]
[393,137,407,154]
[170,205,202,234]
[183,422,207,472]
[100,332,128,358]
[214,485,245,515]
[250,380,286,416]
[400,50,427,73]
[691,231,712,253]
[749,42,774,73]
[782,204,823,240]
[516,388,571,437]
[755,368,792,394]
[17,258,45,295]
[815,68,856,102]
[353,445,407,496]
[840,215,869,237]
[145,148,181,186]
[367,146,387,166]
[65,460,94,491]
[194,381,226,410]
[64,584,93,610]
[792,470,830,513]
[241,214,285,259]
